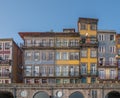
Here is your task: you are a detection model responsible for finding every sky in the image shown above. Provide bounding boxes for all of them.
[0,0,120,44]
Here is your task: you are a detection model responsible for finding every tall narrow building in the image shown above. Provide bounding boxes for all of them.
[0,38,22,83]
[97,30,117,83]
[78,18,98,83]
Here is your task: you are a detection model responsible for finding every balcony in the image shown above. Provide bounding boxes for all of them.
[0,73,11,78]
[0,60,10,66]
[80,70,98,77]
[98,61,117,68]
[21,42,80,49]
[80,37,98,47]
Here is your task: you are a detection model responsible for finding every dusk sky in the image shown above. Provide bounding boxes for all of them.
[0,0,120,44]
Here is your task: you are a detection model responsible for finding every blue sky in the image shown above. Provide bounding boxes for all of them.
[0,0,120,43]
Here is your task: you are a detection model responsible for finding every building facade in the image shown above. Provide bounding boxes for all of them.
[18,17,120,84]
[0,38,22,83]
[98,31,117,83]
[78,18,98,83]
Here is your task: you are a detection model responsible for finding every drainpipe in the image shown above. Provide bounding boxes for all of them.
[102,85,104,98]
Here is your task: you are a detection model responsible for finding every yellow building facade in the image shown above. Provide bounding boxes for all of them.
[78,18,98,83]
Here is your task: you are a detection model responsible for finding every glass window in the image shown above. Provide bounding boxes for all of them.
[56,52,60,60]
[90,24,96,30]
[81,77,86,83]
[75,66,79,76]
[48,52,53,60]
[42,52,46,60]
[118,59,120,68]
[91,90,97,98]
[62,52,68,60]
[99,46,105,53]
[99,70,105,79]
[56,40,61,47]
[70,66,75,76]
[110,35,114,41]
[34,52,39,61]
[81,63,87,74]
[98,34,105,41]
[5,42,10,49]
[26,40,31,46]
[49,39,54,47]
[118,38,120,44]
[55,66,61,76]
[56,79,61,84]
[110,46,115,53]
[91,78,96,83]
[5,55,10,60]
[81,50,87,57]
[34,66,39,76]
[81,23,86,30]
[62,66,69,76]
[118,71,120,80]
[91,50,97,57]
[42,39,46,46]
[41,66,47,76]
[110,70,115,79]
[48,66,54,76]
[90,64,96,75]
[118,49,120,55]
[63,40,68,47]
[25,52,32,61]
[25,66,32,76]
[0,43,2,50]
[42,79,47,84]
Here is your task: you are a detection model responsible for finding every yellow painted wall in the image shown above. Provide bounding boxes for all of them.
[56,60,79,65]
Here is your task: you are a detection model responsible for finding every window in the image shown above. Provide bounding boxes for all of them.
[49,39,54,47]
[56,52,60,60]
[69,40,75,47]
[5,42,10,49]
[118,59,120,68]
[56,40,61,47]
[109,57,114,65]
[81,50,87,57]
[69,52,79,60]
[56,79,61,84]
[42,79,47,84]
[48,52,53,60]
[70,66,75,76]
[63,40,68,47]
[81,63,87,74]
[110,35,114,41]
[62,66,69,76]
[99,70,105,79]
[42,39,46,46]
[90,64,96,75]
[34,52,39,61]
[81,77,86,83]
[62,52,68,60]
[81,23,86,30]
[34,66,39,76]
[91,90,97,98]
[26,40,31,46]
[98,34,105,41]
[91,50,97,57]
[42,52,46,60]
[25,52,32,61]
[25,66,32,76]
[48,66,54,76]
[75,66,79,76]
[118,49,120,55]
[55,66,61,76]
[0,43,2,50]
[110,46,115,53]
[5,55,10,60]
[91,78,96,83]
[110,70,115,79]
[41,66,47,76]
[90,24,96,30]
[99,46,105,53]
